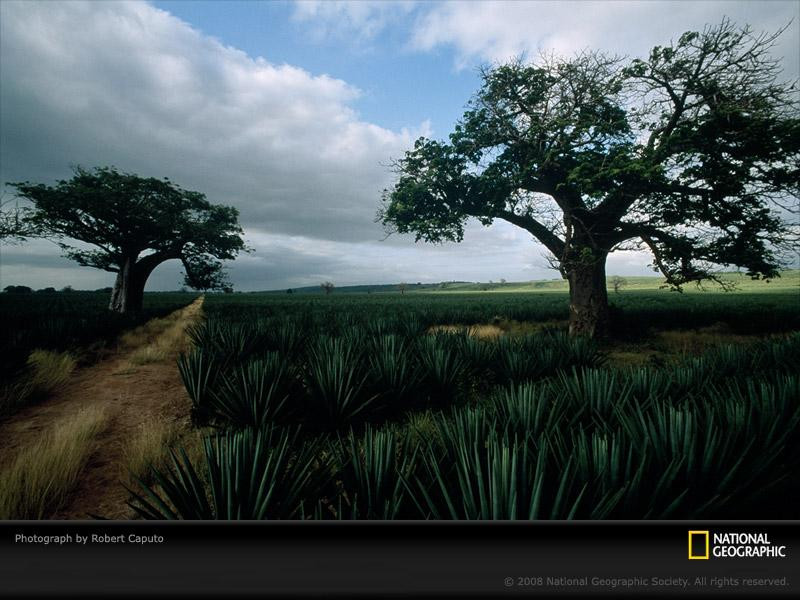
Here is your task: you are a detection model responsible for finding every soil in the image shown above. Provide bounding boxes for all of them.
[0,297,203,519]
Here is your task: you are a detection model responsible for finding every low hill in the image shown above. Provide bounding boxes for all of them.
[262,270,800,295]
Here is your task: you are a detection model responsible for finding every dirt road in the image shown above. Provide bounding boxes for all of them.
[0,297,203,519]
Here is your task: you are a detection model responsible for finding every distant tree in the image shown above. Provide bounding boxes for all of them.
[321,281,334,295]
[611,276,627,294]
[379,20,799,337]
[3,285,32,294]
[499,278,507,285]
[398,282,408,295]
[37,287,57,294]
[286,288,294,294]
[10,166,247,313]
[60,285,74,293]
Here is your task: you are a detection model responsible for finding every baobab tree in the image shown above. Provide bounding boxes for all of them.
[611,276,627,294]
[379,20,799,337]
[10,166,247,313]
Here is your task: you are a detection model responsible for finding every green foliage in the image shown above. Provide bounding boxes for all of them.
[378,20,798,336]
[416,336,469,405]
[303,336,378,429]
[209,355,294,429]
[9,166,247,311]
[331,426,418,519]
[366,335,419,408]
[156,292,800,519]
[177,350,219,426]
[128,427,329,520]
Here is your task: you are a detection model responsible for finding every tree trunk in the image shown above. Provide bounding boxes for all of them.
[109,256,147,313]
[566,254,610,338]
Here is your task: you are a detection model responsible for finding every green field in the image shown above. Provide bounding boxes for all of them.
[125,287,799,520]
[274,270,800,295]
[2,286,798,520]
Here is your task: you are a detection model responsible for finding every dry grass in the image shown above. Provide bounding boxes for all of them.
[119,315,176,350]
[128,345,169,365]
[654,324,756,356]
[604,324,768,368]
[428,324,505,339]
[428,319,567,340]
[0,350,77,415]
[0,406,108,519]
[121,418,181,485]
[126,303,197,365]
[404,410,439,445]
[122,418,210,483]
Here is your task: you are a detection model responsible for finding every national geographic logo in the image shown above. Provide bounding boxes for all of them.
[688,531,787,560]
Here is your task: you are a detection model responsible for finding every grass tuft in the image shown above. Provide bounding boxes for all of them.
[121,418,181,485]
[0,406,108,519]
[0,350,77,415]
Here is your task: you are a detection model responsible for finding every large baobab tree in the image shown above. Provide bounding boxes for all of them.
[380,20,799,337]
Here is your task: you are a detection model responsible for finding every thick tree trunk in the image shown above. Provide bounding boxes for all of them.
[566,255,610,338]
[109,256,147,313]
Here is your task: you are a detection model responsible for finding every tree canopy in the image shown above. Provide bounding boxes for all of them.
[379,19,799,336]
[10,166,247,311]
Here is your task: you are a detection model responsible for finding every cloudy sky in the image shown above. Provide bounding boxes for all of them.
[1,0,797,291]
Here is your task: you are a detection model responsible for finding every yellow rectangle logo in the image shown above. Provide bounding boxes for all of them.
[689,531,710,560]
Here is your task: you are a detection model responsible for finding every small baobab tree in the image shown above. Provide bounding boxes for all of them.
[611,276,627,294]
[10,166,247,313]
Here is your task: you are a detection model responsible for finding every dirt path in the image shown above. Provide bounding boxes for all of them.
[0,297,204,519]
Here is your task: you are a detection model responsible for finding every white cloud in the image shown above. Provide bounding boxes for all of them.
[0,0,441,289]
[4,0,764,292]
[292,1,417,43]
[0,0,430,240]
[410,1,799,77]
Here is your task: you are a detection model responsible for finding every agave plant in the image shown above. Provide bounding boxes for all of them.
[454,335,498,381]
[553,368,632,428]
[303,336,379,428]
[366,335,419,408]
[331,426,418,519]
[199,320,264,362]
[492,383,567,438]
[544,331,605,370]
[177,349,220,426]
[408,429,587,520]
[397,315,426,340]
[263,321,305,358]
[495,338,554,383]
[416,337,469,405]
[758,334,800,375]
[209,355,295,428]
[127,427,329,519]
